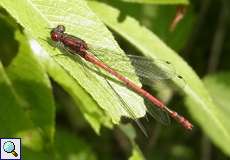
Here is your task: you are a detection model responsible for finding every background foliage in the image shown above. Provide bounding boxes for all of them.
[0,0,229,159]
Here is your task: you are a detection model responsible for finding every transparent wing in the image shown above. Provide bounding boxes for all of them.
[89,48,185,88]
[104,74,170,136]
[120,55,175,80]
[104,79,148,137]
[105,76,171,128]
[145,99,170,125]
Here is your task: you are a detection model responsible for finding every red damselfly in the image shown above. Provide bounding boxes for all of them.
[49,25,193,134]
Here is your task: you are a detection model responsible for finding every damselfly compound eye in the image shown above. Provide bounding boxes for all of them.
[50,31,61,41]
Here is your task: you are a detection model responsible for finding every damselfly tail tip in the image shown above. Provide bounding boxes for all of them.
[163,106,193,131]
[183,120,193,131]
[175,115,193,131]
[177,115,193,131]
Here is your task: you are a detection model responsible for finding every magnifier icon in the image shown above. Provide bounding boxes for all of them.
[3,141,18,157]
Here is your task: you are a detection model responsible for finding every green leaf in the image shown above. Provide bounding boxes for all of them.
[129,145,145,160]
[0,61,32,135]
[120,124,137,141]
[0,61,43,151]
[119,0,189,4]
[45,55,113,133]
[88,1,230,155]
[0,0,146,132]
[6,30,55,146]
[203,72,230,153]
[54,129,97,160]
[204,72,230,116]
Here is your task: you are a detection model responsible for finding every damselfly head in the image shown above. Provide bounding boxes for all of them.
[50,30,62,41]
[49,25,65,41]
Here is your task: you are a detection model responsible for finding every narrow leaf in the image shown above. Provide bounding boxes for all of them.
[203,72,230,154]
[204,73,230,116]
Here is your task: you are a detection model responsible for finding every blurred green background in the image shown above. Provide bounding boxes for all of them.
[0,0,230,159]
